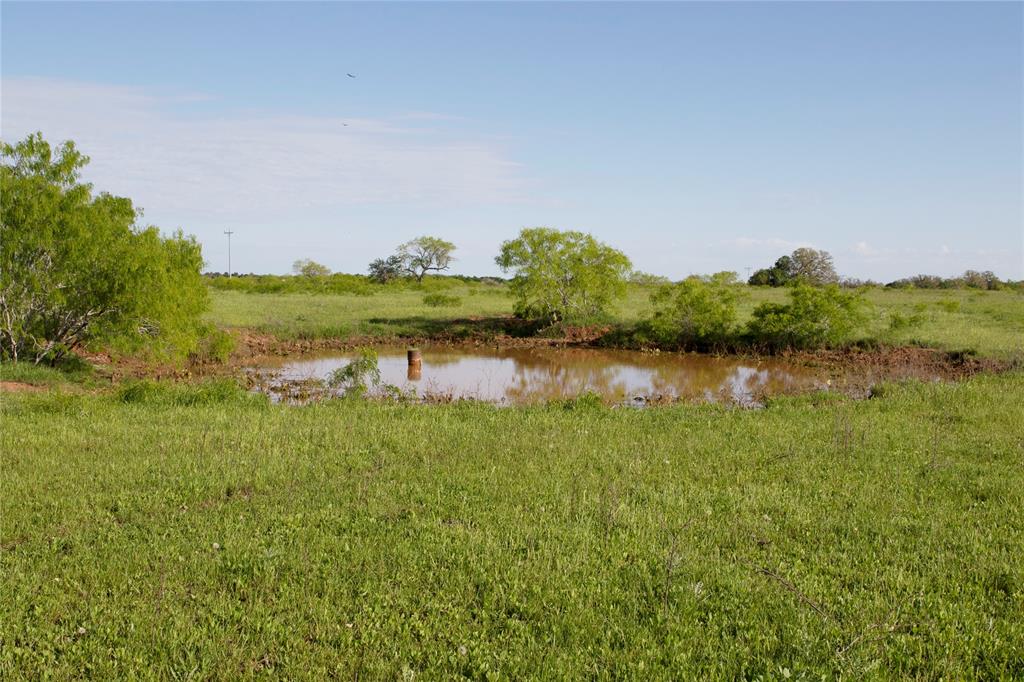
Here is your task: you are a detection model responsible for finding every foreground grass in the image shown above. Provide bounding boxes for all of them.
[207,284,1024,358]
[2,374,1022,678]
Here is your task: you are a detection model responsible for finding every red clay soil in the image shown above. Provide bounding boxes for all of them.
[0,381,45,393]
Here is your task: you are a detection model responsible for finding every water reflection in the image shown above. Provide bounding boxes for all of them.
[258,346,827,405]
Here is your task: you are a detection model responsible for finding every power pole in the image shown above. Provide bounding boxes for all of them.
[745,266,752,280]
[224,230,234,276]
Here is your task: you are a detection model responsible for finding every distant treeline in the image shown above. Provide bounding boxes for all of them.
[203,272,506,295]
[882,271,1022,291]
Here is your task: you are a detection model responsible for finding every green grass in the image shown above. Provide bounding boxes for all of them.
[3,374,1022,678]
[207,283,1024,358]
[206,283,513,340]
[0,356,97,389]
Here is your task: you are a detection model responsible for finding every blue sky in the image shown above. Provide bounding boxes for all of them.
[2,1,1021,280]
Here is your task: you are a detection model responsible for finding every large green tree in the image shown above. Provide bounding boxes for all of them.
[1,133,208,363]
[495,227,632,322]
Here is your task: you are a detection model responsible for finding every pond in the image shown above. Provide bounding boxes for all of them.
[251,345,851,405]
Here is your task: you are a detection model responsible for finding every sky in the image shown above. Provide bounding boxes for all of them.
[2,1,1022,281]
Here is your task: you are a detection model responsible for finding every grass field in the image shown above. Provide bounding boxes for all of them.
[206,284,1024,358]
[2,372,1022,679]
[4,285,1022,679]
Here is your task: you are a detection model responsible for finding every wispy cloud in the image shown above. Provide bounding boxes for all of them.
[1,77,528,221]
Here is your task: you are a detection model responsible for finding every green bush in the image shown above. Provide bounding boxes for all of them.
[422,293,462,308]
[1,133,208,364]
[327,348,382,398]
[936,300,961,313]
[648,272,742,350]
[190,327,237,364]
[747,284,868,350]
[888,311,925,332]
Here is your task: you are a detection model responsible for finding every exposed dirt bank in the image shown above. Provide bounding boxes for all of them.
[0,381,45,393]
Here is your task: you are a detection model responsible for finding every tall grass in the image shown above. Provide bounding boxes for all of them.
[2,373,1022,678]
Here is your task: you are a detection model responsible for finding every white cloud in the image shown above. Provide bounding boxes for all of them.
[853,240,874,256]
[1,77,527,222]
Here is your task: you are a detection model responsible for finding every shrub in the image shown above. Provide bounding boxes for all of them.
[747,284,868,350]
[327,348,382,398]
[190,327,237,364]
[368,255,405,284]
[936,300,961,313]
[422,293,461,308]
[1,133,208,364]
[888,312,925,332]
[648,272,742,350]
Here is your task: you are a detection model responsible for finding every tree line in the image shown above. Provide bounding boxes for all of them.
[3,133,1020,364]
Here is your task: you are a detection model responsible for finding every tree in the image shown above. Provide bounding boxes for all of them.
[962,270,1000,290]
[748,255,795,287]
[789,247,838,285]
[649,272,743,349]
[747,249,838,287]
[367,255,405,284]
[495,227,632,322]
[1,133,208,364]
[398,236,456,281]
[292,259,331,277]
[747,284,867,350]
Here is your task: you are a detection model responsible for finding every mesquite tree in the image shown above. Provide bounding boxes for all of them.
[0,133,208,364]
[495,227,632,322]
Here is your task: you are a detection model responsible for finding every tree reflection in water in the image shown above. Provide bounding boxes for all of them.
[266,346,826,405]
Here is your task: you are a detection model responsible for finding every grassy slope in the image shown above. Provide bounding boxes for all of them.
[2,373,1022,679]
[206,284,1024,358]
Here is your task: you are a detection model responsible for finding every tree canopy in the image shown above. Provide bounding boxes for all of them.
[367,255,405,284]
[495,227,632,322]
[749,248,838,286]
[1,133,208,363]
[292,259,331,277]
[398,236,456,281]
[649,272,743,350]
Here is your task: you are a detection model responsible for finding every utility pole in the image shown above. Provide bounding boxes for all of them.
[224,230,234,276]
[745,266,752,280]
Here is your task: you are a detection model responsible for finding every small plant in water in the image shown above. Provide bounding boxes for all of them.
[328,348,382,398]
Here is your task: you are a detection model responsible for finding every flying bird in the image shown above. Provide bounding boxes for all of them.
[347,73,356,78]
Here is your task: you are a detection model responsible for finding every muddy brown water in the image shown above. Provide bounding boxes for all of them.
[250,345,888,405]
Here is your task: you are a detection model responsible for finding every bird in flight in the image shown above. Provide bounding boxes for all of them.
[347,73,356,78]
